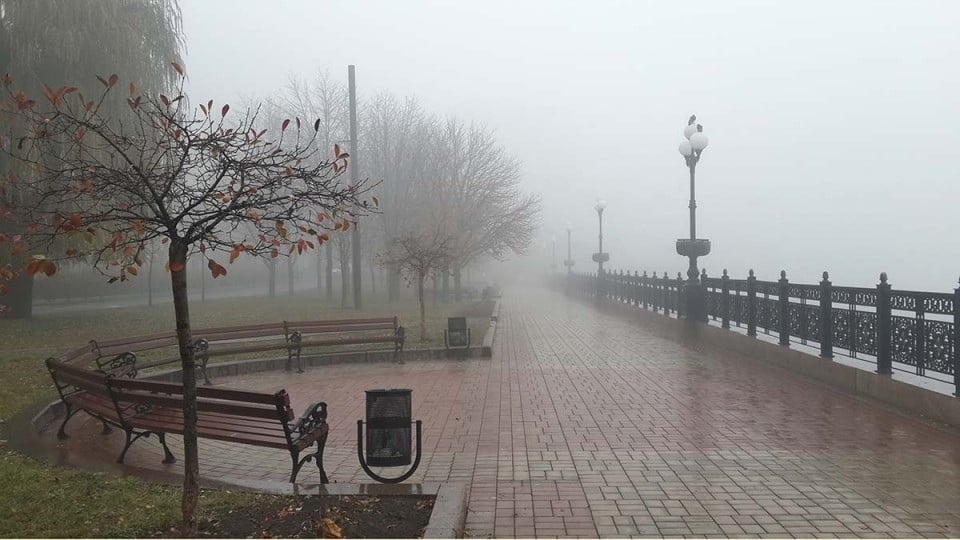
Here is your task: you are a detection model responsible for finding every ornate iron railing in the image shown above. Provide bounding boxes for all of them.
[563,269,960,396]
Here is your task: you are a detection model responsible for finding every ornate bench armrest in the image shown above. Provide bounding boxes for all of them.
[292,402,328,438]
[95,352,138,378]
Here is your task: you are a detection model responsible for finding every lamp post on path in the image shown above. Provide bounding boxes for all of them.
[677,115,710,322]
[563,223,575,275]
[592,199,609,300]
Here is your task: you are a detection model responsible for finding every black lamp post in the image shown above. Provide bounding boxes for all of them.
[591,199,609,298]
[551,234,557,274]
[563,223,575,275]
[676,115,710,322]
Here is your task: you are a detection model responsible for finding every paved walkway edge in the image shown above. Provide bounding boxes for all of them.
[590,293,960,429]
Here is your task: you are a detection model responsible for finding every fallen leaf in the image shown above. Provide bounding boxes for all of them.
[320,517,342,539]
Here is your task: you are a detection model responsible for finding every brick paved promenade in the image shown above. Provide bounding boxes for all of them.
[66,287,960,538]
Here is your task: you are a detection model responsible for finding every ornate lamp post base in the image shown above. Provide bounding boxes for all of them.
[676,239,711,322]
[592,252,609,299]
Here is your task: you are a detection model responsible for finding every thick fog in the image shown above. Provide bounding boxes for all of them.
[180,0,960,292]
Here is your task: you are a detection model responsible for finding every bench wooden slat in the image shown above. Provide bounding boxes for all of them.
[298,336,398,347]
[285,317,396,327]
[126,416,293,450]
[108,377,284,405]
[109,390,288,421]
[46,355,329,483]
[138,407,291,438]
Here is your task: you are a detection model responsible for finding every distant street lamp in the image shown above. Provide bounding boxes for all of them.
[563,222,575,275]
[591,199,609,298]
[677,115,710,322]
[551,234,557,274]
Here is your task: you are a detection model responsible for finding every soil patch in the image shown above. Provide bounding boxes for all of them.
[157,494,435,538]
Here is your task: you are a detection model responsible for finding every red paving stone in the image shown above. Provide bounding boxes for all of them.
[58,287,960,538]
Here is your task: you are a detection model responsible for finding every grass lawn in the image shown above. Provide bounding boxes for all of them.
[0,291,493,537]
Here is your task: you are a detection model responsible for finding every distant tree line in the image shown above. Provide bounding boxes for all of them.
[266,71,541,315]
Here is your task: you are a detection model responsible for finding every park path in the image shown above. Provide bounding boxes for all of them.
[66,286,960,538]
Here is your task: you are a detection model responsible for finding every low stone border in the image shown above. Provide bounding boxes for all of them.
[210,479,468,539]
[590,295,960,429]
[31,342,498,435]
[481,297,501,356]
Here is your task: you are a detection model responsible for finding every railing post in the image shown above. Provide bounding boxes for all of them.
[915,293,925,377]
[642,271,649,309]
[779,270,790,347]
[877,272,892,375]
[676,272,685,319]
[747,269,757,337]
[953,277,959,397]
[632,271,639,306]
[662,272,671,317]
[620,270,630,302]
[701,269,709,320]
[651,272,659,313]
[721,269,730,329]
[820,271,833,359]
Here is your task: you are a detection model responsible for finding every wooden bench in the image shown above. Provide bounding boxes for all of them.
[46,358,330,483]
[87,317,405,384]
[282,317,405,372]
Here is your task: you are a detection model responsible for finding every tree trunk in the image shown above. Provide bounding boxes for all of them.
[169,239,199,537]
[147,250,154,307]
[339,240,350,309]
[268,258,277,298]
[287,255,295,296]
[417,273,427,342]
[316,249,322,294]
[454,267,462,303]
[5,273,34,318]
[387,265,400,303]
[325,242,333,301]
[368,259,377,296]
[441,267,449,305]
[199,257,206,302]
[431,270,438,306]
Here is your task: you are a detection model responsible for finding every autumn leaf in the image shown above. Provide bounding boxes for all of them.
[128,82,136,96]
[282,119,290,131]
[314,118,321,132]
[41,261,57,277]
[168,262,185,272]
[221,104,230,117]
[171,62,184,76]
[126,266,138,276]
[207,259,227,278]
[320,518,342,539]
[108,74,119,87]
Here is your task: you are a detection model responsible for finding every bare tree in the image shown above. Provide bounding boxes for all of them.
[0,66,367,534]
[434,119,540,298]
[378,209,456,342]
[280,71,348,301]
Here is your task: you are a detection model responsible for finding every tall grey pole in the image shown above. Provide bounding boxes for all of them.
[348,65,362,309]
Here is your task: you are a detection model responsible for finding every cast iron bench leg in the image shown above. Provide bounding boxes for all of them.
[159,432,176,464]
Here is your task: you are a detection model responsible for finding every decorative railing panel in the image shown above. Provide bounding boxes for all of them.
[561,269,959,395]
[854,311,878,357]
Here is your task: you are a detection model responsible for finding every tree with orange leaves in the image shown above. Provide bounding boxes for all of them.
[0,63,370,534]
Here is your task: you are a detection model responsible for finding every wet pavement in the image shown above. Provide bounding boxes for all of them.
[47,287,960,538]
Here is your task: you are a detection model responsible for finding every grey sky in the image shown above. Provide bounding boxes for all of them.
[181,0,960,290]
